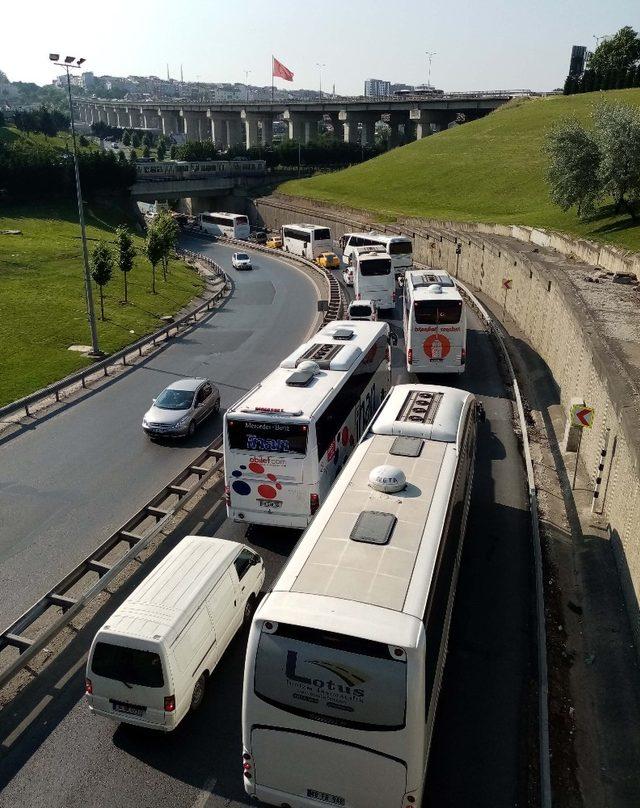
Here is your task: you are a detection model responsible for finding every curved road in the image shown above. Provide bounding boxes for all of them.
[0,258,533,808]
[0,240,319,625]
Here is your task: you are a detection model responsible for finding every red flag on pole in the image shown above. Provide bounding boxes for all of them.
[272,56,294,82]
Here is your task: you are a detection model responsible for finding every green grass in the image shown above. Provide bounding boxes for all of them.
[0,200,205,406]
[281,88,640,252]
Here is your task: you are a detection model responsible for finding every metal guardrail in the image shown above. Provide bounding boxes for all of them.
[0,438,224,691]
[0,257,229,422]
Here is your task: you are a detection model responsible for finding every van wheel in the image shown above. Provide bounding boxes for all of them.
[190,674,207,712]
[187,420,196,437]
[243,595,256,626]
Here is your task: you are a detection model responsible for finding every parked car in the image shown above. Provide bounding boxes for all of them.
[342,266,354,286]
[317,251,340,269]
[85,536,265,731]
[142,378,220,439]
[266,234,283,249]
[248,230,268,244]
[232,252,252,270]
[348,299,378,321]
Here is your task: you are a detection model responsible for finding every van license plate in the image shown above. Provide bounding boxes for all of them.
[307,790,345,806]
[258,499,282,508]
[111,701,145,717]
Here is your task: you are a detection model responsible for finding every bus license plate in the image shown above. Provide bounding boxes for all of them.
[307,790,345,806]
[259,500,282,508]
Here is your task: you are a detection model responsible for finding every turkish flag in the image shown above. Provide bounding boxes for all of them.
[272,56,294,82]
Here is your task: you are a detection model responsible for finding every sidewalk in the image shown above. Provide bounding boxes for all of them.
[473,287,640,808]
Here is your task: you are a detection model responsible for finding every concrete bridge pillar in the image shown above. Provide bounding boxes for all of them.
[181,110,205,142]
[226,118,244,147]
[338,111,359,144]
[387,113,407,148]
[409,108,448,139]
[142,110,159,130]
[106,109,118,127]
[260,117,273,146]
[360,116,377,146]
[115,110,128,129]
[160,111,179,137]
[241,111,260,148]
[207,112,229,148]
[127,109,141,129]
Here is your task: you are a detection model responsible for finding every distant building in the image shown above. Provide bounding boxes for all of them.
[364,78,391,97]
[568,45,587,78]
[82,71,96,90]
[390,83,414,94]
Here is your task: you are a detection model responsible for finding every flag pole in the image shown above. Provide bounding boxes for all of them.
[271,56,275,103]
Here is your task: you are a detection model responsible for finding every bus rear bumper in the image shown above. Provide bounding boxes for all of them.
[249,784,340,808]
[228,507,311,531]
[407,362,466,374]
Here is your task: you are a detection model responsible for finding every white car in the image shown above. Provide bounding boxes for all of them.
[348,299,378,321]
[232,252,252,270]
[342,266,354,286]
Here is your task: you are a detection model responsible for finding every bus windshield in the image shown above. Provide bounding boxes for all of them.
[414,300,462,325]
[360,259,392,277]
[389,240,412,255]
[254,623,407,731]
[227,419,308,454]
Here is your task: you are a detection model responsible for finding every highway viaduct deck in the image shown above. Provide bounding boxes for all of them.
[77,94,513,149]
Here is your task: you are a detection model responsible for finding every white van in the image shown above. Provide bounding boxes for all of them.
[85,536,264,731]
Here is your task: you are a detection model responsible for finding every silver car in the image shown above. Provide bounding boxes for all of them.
[142,378,220,439]
[232,252,252,270]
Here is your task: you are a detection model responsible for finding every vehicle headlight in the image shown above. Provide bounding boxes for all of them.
[176,414,191,427]
[142,417,149,427]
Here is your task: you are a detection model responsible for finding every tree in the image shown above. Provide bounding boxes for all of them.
[157,140,167,161]
[144,227,163,294]
[142,144,150,158]
[115,226,136,302]
[581,70,596,93]
[563,75,576,95]
[90,241,113,320]
[129,148,138,163]
[544,118,602,218]
[142,132,153,148]
[169,144,177,159]
[154,212,179,281]
[593,100,640,217]
[117,150,127,164]
[122,129,131,147]
[78,134,89,147]
[588,26,640,74]
[131,131,141,148]
[0,110,4,127]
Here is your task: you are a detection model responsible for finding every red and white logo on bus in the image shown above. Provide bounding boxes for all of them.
[423,333,451,360]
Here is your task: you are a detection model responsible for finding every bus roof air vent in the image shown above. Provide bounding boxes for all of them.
[390,436,424,457]
[296,342,343,368]
[368,465,407,493]
[427,283,443,293]
[397,389,443,424]
[286,360,320,387]
[350,510,397,544]
[330,327,355,341]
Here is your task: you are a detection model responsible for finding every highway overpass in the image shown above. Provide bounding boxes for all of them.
[76,94,513,149]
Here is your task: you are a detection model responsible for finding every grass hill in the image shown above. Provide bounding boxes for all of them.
[281,88,640,252]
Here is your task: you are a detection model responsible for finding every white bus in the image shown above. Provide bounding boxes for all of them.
[223,320,391,530]
[353,247,397,313]
[340,231,413,275]
[403,269,467,374]
[282,224,333,260]
[197,211,250,240]
[242,383,481,808]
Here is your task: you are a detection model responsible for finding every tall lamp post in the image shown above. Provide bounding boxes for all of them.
[49,53,101,357]
[244,70,252,102]
[316,62,326,98]
[425,51,436,88]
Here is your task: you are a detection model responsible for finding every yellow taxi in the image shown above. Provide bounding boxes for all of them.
[266,234,283,249]
[316,251,341,269]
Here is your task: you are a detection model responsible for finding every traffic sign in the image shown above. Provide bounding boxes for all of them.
[570,404,595,429]
[502,278,513,289]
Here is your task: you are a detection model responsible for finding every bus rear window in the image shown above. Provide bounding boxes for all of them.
[360,259,391,276]
[91,642,164,688]
[254,623,407,731]
[389,240,412,255]
[227,420,308,454]
[314,228,331,241]
[414,300,462,325]
[236,216,248,225]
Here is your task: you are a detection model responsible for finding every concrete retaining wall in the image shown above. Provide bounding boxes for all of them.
[255,194,640,648]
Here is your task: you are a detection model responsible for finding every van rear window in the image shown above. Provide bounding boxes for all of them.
[91,642,164,688]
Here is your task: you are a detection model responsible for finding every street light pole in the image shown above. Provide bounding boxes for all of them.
[244,70,251,102]
[52,54,101,356]
[425,51,436,88]
[316,62,326,97]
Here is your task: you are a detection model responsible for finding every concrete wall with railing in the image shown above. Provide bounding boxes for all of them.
[255,194,640,649]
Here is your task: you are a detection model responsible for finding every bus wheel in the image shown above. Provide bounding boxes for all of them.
[190,673,207,712]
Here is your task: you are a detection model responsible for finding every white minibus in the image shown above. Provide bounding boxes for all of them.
[340,231,413,275]
[353,247,396,313]
[403,269,467,373]
[282,224,333,260]
[242,384,481,808]
[85,536,264,731]
[198,212,250,239]
[224,320,391,530]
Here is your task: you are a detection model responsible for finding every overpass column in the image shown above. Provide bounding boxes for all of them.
[260,117,273,146]
[409,107,446,139]
[128,109,142,129]
[208,114,229,148]
[107,108,119,127]
[338,110,358,144]
[115,110,128,128]
[181,110,204,141]
[160,110,179,137]
[226,117,244,147]
[360,116,377,146]
[241,110,260,148]
[387,113,407,148]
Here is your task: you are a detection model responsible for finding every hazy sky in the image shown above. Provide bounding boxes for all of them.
[4,0,639,93]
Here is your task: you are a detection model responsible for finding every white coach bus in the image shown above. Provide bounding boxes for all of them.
[197,211,250,240]
[282,224,333,260]
[242,384,482,808]
[340,231,413,275]
[353,247,397,313]
[223,320,391,529]
[403,269,467,374]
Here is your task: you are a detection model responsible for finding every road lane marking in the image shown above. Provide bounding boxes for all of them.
[192,774,218,808]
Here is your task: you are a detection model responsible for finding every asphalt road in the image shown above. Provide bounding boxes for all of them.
[0,265,534,808]
[0,240,319,626]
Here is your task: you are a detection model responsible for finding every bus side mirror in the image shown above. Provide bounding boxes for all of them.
[476,402,486,423]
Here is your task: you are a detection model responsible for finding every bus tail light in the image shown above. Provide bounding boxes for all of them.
[461,347,466,365]
[392,290,396,303]
[310,493,320,515]
[355,292,360,300]
[85,677,93,695]
[408,348,413,365]
[224,485,230,505]
[164,695,176,712]
[242,752,253,779]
